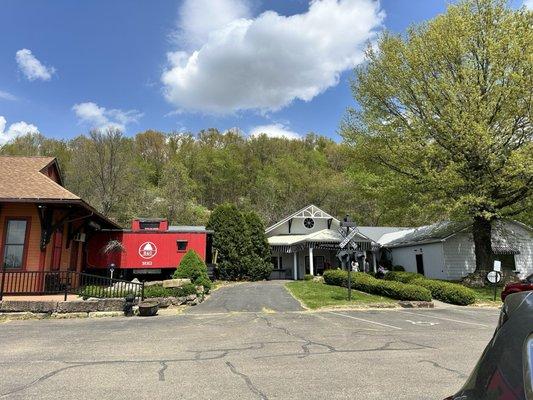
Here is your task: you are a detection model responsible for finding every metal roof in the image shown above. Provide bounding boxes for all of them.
[168,225,212,233]
[357,226,410,243]
[380,221,471,247]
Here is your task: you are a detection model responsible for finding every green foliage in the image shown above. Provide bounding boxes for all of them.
[323,270,432,302]
[304,274,314,281]
[343,0,533,266]
[385,271,424,283]
[207,204,272,281]
[391,265,405,271]
[385,272,477,305]
[173,250,212,292]
[143,283,197,298]
[412,278,476,306]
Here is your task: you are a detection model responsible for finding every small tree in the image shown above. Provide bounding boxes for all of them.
[173,250,211,292]
[243,211,273,280]
[207,204,273,281]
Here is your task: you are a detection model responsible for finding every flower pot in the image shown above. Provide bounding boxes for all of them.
[138,301,159,317]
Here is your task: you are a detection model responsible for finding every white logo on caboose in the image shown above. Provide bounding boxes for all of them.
[138,241,157,259]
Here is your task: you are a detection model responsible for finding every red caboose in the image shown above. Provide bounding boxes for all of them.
[86,218,213,279]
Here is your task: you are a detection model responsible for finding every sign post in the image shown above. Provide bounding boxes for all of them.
[487,260,502,302]
[339,215,358,301]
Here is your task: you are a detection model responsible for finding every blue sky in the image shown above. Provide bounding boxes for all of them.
[0,0,528,143]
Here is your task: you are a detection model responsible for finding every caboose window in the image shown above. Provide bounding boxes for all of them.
[177,241,188,251]
[139,221,160,230]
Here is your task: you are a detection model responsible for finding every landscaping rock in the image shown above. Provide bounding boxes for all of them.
[97,298,126,311]
[163,278,191,288]
[185,294,196,302]
[398,301,434,308]
[195,285,204,293]
[144,280,163,287]
[151,297,172,308]
[57,300,99,313]
[0,300,57,313]
[174,296,188,305]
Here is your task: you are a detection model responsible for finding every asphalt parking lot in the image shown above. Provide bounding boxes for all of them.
[0,305,500,400]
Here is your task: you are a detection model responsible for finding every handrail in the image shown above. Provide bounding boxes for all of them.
[0,269,144,301]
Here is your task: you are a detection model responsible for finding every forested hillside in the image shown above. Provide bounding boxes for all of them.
[0,128,456,228]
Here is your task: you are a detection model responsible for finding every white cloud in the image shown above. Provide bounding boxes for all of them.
[72,102,143,132]
[15,49,56,81]
[0,90,17,101]
[162,0,384,114]
[0,116,40,145]
[176,0,251,48]
[249,123,301,140]
[525,0,533,9]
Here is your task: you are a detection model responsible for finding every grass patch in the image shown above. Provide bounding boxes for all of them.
[469,285,503,304]
[286,280,395,310]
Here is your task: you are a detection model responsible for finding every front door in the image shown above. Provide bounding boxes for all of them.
[50,227,63,271]
[415,254,424,275]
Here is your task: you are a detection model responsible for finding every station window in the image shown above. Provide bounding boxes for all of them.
[2,219,29,269]
[177,240,188,252]
[271,256,283,270]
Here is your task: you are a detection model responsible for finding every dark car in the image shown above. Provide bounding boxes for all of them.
[502,273,533,301]
[444,291,533,400]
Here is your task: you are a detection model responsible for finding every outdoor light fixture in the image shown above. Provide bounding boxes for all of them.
[339,214,358,301]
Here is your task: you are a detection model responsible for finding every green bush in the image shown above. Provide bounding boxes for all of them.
[143,283,198,298]
[385,271,424,284]
[173,250,212,293]
[384,271,476,305]
[323,269,431,301]
[207,204,272,281]
[391,265,405,271]
[304,274,314,281]
[412,278,476,305]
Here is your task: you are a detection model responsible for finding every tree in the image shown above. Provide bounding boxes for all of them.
[207,203,252,280]
[207,204,272,281]
[243,211,273,280]
[343,0,532,271]
[68,128,136,220]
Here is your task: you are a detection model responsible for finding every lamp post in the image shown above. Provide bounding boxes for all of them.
[340,215,357,301]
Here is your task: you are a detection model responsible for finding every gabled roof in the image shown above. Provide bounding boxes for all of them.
[0,156,120,229]
[379,221,471,247]
[0,156,79,201]
[265,204,338,233]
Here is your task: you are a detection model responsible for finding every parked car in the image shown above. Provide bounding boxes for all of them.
[501,273,533,301]
[444,291,533,400]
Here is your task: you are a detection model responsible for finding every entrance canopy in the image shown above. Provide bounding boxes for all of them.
[266,205,377,253]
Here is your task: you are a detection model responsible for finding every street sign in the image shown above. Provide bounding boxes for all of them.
[486,270,502,284]
[339,228,358,249]
[493,260,502,272]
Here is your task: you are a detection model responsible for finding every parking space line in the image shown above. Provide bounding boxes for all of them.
[398,311,490,328]
[327,312,402,330]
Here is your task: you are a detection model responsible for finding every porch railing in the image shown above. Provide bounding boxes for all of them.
[0,269,144,301]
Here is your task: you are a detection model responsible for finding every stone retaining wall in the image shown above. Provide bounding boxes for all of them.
[0,293,204,315]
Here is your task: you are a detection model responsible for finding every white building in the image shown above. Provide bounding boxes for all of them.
[265,205,382,280]
[379,220,533,280]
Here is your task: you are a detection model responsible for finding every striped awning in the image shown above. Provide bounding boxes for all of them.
[271,241,374,253]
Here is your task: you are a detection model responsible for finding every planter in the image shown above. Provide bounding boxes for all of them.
[138,301,159,317]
